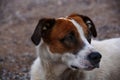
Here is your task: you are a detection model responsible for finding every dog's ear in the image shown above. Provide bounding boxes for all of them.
[31,18,56,45]
[79,15,97,37]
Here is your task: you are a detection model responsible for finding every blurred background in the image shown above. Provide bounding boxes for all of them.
[0,0,120,80]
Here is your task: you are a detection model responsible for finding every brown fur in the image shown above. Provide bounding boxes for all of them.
[43,19,84,54]
[31,14,106,80]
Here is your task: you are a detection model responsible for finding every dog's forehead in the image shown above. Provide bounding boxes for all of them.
[50,18,78,39]
[50,17,88,39]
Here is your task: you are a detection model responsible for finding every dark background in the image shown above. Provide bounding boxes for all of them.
[0,0,120,80]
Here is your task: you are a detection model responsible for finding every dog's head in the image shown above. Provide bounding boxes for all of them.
[31,13,102,70]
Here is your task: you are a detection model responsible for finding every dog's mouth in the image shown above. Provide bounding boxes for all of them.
[70,63,100,71]
[84,63,100,71]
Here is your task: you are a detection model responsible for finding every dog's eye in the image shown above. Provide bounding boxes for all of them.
[60,32,74,42]
[60,32,77,47]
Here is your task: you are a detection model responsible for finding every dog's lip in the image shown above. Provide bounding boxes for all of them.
[84,64,100,71]
[70,65,79,70]
[84,66,95,71]
[70,65,96,71]
[69,63,100,71]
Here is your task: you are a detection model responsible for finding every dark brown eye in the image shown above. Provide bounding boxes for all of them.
[60,32,78,47]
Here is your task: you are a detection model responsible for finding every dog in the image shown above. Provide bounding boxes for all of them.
[30,13,120,80]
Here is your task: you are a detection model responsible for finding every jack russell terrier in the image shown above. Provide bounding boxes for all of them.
[30,13,120,80]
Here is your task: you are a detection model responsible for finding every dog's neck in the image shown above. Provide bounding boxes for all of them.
[41,59,67,80]
[37,43,85,80]
[40,58,85,80]
[37,43,66,80]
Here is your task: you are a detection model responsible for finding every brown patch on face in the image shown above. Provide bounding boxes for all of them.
[43,19,84,54]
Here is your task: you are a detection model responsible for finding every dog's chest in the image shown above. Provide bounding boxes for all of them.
[45,69,85,80]
[59,69,85,80]
[45,67,85,80]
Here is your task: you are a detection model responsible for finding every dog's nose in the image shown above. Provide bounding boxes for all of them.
[88,52,102,65]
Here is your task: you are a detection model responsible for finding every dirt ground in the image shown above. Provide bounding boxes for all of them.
[0,0,120,80]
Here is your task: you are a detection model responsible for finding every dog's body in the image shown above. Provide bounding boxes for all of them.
[30,14,120,80]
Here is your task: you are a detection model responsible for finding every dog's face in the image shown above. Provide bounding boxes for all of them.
[31,14,102,70]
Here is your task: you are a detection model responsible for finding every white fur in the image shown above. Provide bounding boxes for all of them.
[63,19,96,69]
[30,58,46,80]
[30,17,120,80]
[31,38,120,80]
[30,18,120,80]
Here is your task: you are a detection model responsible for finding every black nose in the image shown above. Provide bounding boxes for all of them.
[88,52,102,65]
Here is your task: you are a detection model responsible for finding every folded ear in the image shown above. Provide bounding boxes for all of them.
[79,15,97,37]
[31,18,56,45]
